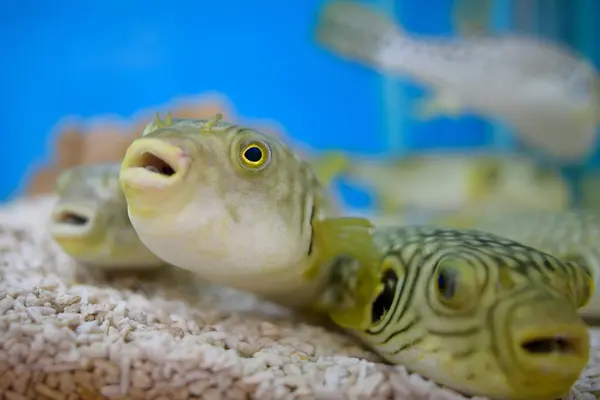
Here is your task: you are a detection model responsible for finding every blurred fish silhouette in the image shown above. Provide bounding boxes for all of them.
[314,151,570,214]
[315,1,600,162]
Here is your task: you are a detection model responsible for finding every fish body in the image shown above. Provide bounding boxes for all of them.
[319,220,591,399]
[441,209,600,318]
[315,152,570,214]
[50,163,165,269]
[119,114,349,308]
[315,1,600,161]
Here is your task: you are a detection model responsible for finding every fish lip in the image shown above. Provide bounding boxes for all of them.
[120,139,189,189]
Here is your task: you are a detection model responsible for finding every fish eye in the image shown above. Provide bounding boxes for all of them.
[434,258,476,310]
[239,140,271,171]
[371,256,401,324]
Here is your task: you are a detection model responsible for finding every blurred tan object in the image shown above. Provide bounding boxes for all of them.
[24,93,289,197]
[313,152,571,214]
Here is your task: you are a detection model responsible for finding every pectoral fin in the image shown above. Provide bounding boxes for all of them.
[305,217,383,330]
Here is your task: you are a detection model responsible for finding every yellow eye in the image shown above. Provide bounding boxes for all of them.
[239,141,271,171]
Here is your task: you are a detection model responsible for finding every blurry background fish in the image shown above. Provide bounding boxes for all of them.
[3,0,600,224]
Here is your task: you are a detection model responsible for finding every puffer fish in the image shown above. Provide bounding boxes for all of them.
[49,163,165,269]
[315,1,600,162]
[318,218,591,400]
[313,152,570,214]
[118,113,378,309]
[440,208,600,319]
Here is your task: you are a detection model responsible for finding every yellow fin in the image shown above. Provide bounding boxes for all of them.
[309,151,350,186]
[306,217,383,330]
[413,91,465,121]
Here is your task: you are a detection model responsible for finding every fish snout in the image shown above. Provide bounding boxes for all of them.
[120,138,190,185]
[509,300,589,390]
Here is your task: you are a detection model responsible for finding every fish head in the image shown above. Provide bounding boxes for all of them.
[50,165,121,262]
[119,114,330,291]
[359,245,590,399]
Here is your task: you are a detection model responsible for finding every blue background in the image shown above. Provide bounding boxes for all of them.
[1,0,599,204]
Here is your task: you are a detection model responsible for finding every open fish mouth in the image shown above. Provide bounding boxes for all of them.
[520,335,582,355]
[53,210,90,226]
[49,205,97,237]
[133,151,177,177]
[120,139,189,188]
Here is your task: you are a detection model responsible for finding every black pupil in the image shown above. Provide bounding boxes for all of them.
[437,269,455,299]
[371,268,398,324]
[244,146,263,163]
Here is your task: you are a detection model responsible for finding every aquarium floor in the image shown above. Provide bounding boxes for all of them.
[0,196,599,400]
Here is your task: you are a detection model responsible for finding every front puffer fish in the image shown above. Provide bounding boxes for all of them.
[49,163,165,269]
[441,209,600,319]
[316,219,591,400]
[119,113,350,308]
[315,1,600,161]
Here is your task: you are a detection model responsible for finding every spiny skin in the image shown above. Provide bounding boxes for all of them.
[326,225,591,400]
[50,164,165,269]
[119,116,338,307]
[441,209,600,318]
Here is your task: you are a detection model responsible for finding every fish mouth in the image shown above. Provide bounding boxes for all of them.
[120,138,189,189]
[520,335,584,356]
[515,324,589,373]
[49,205,96,237]
[53,210,90,226]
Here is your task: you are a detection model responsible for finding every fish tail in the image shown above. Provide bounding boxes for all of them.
[315,1,405,69]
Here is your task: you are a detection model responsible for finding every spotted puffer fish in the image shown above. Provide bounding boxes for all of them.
[315,1,600,162]
[317,218,591,400]
[441,209,600,319]
[49,163,165,269]
[118,113,378,310]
